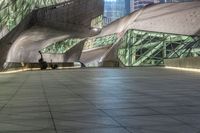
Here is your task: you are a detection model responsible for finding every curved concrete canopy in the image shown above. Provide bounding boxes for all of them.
[6,26,70,63]
[94,1,200,65]
[42,39,86,63]
[98,2,200,37]
[0,0,104,69]
[1,1,200,69]
[80,45,111,66]
[70,2,200,67]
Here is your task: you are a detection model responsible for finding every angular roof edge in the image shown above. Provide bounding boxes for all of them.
[98,2,200,37]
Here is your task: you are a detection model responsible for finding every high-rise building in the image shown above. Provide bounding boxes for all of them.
[130,0,135,12]
[104,0,193,25]
[104,0,130,25]
[133,0,159,11]
[131,0,193,12]
[160,0,192,2]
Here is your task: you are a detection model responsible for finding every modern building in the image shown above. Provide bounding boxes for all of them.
[130,0,157,12]
[0,0,199,68]
[160,0,192,2]
[131,0,193,12]
[0,1,200,133]
[104,0,192,24]
[0,0,104,69]
[84,1,200,67]
[104,0,130,25]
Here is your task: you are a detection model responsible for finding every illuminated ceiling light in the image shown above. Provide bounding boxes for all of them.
[92,28,100,32]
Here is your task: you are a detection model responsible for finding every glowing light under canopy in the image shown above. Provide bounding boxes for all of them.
[165,66,200,73]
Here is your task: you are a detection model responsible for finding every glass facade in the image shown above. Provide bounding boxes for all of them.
[104,0,130,25]
[41,29,200,67]
[84,34,117,50]
[159,0,192,2]
[0,0,66,32]
[91,15,103,29]
[131,0,193,12]
[133,0,157,11]
[118,29,199,66]
[41,39,81,54]
[104,0,193,24]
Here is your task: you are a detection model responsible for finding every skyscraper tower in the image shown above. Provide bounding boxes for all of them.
[133,0,159,11]
[104,0,193,24]
[104,0,131,25]
[160,0,192,2]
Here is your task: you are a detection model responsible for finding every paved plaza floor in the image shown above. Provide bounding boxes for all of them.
[0,67,200,133]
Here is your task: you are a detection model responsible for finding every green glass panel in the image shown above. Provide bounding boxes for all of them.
[84,34,117,50]
[41,38,81,54]
[0,0,63,31]
[118,29,198,66]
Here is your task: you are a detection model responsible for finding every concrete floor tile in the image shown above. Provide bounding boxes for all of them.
[58,127,132,133]
[0,68,200,132]
[54,116,120,130]
[116,115,183,128]
[103,108,159,117]
[171,114,200,128]
[129,125,199,133]
[151,106,200,115]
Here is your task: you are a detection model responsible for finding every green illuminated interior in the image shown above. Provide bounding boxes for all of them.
[91,15,103,29]
[41,38,81,54]
[84,34,117,50]
[40,29,200,66]
[0,0,63,31]
[1,0,198,66]
[118,29,200,66]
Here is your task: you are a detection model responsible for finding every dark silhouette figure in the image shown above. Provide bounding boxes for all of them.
[38,51,48,70]
[50,59,58,69]
[79,61,86,68]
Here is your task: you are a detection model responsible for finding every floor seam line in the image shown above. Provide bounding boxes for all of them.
[40,72,58,133]
[51,71,133,133]
[0,74,29,113]
[148,106,200,131]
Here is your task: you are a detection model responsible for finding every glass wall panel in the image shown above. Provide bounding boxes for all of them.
[104,0,130,25]
[41,38,81,54]
[118,29,199,66]
[84,34,117,50]
[91,15,103,29]
[0,0,65,31]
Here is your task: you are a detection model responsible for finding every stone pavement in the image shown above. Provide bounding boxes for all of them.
[0,67,200,133]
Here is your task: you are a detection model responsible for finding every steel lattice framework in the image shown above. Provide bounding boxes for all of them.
[0,0,66,31]
[0,1,199,69]
[40,29,200,67]
[118,29,200,66]
[0,0,104,69]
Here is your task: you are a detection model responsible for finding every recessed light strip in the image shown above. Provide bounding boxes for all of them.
[165,66,200,73]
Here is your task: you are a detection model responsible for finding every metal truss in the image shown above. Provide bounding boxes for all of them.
[0,0,65,32]
[41,38,81,54]
[84,34,117,50]
[118,29,200,66]
[41,33,117,54]
[91,15,103,29]
[40,28,200,67]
